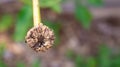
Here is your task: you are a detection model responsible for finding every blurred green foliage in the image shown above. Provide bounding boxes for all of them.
[74,0,102,29]
[66,44,120,67]
[88,0,103,6]
[0,43,7,67]
[32,60,41,67]
[75,55,84,67]
[86,57,96,67]
[16,60,41,67]
[21,0,62,13]
[75,4,92,29]
[97,45,111,67]
[0,15,13,32]
[0,60,7,67]
[21,0,61,7]
[16,61,25,67]
[13,6,33,42]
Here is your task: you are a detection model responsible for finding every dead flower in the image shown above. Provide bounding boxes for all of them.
[25,24,55,52]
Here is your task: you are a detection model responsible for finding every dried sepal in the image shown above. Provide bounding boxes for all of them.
[25,24,55,52]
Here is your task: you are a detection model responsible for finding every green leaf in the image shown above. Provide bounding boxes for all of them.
[43,21,61,46]
[13,6,33,42]
[75,3,92,29]
[88,0,103,6]
[0,15,13,32]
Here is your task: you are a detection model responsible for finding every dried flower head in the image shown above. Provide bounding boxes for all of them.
[25,24,55,52]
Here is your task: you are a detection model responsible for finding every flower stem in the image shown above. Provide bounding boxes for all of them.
[32,0,42,26]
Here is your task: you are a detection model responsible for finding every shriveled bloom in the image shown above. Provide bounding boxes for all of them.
[25,24,55,52]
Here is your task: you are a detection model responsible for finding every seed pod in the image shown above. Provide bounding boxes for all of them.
[25,24,55,52]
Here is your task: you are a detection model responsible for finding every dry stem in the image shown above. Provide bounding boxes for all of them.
[33,0,42,26]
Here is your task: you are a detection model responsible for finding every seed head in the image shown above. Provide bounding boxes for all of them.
[25,24,55,52]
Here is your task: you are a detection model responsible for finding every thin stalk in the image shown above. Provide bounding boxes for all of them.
[32,0,42,26]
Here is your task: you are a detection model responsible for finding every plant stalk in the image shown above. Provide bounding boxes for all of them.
[33,0,41,26]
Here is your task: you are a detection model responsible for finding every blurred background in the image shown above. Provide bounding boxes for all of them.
[0,0,120,67]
